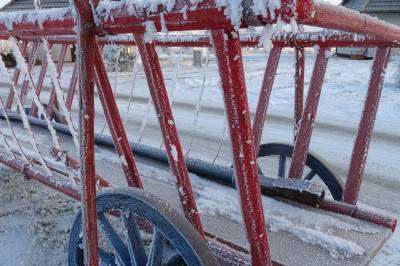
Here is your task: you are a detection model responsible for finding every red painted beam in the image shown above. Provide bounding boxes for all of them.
[300,2,400,42]
[93,43,144,189]
[212,29,272,266]
[30,43,53,117]
[74,0,99,264]
[46,43,69,118]
[5,40,28,110]
[320,199,397,232]
[1,1,400,43]
[253,46,282,155]
[288,48,329,179]
[294,47,305,142]
[134,34,205,238]
[8,31,400,49]
[49,147,114,189]
[0,150,80,200]
[64,62,78,112]
[343,47,391,205]
[19,41,40,106]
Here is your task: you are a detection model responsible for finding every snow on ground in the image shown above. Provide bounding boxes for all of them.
[2,48,400,137]
[0,165,77,265]
[0,152,399,265]
[0,49,399,264]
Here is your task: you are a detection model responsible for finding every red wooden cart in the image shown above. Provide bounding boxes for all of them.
[0,0,398,265]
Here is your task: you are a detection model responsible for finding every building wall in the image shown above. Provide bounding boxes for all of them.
[37,44,74,63]
[376,13,400,56]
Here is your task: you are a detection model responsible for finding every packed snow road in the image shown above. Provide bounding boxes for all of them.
[0,50,399,264]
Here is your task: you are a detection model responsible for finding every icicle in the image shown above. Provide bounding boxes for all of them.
[169,47,183,110]
[100,44,123,137]
[186,46,210,155]
[144,20,157,43]
[0,97,27,161]
[212,120,228,164]
[137,97,153,143]
[160,47,183,149]
[124,46,140,126]
[0,131,15,159]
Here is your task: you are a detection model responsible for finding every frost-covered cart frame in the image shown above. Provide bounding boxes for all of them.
[0,0,399,265]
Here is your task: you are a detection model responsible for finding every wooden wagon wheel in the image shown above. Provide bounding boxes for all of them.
[68,188,218,266]
[257,142,344,200]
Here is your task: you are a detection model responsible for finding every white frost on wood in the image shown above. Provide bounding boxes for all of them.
[170,144,179,162]
[192,174,377,259]
[143,20,157,43]
[42,39,79,150]
[0,7,71,31]
[0,98,28,162]
[9,38,61,151]
[2,40,52,175]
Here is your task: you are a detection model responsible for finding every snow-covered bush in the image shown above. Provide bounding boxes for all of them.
[103,45,135,72]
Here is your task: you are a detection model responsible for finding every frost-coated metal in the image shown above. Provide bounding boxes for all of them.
[134,34,205,238]
[74,0,100,264]
[2,1,400,42]
[68,188,219,265]
[294,47,305,142]
[46,43,68,118]
[5,40,28,109]
[253,46,282,155]
[212,29,272,266]
[65,63,78,113]
[93,44,144,189]
[288,48,329,179]
[30,42,54,117]
[0,0,400,263]
[10,32,400,48]
[343,47,392,205]
[19,41,39,107]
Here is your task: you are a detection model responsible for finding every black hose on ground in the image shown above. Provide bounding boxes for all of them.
[0,111,234,184]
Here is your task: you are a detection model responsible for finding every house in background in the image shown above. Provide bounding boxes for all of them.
[0,0,75,62]
[338,0,400,59]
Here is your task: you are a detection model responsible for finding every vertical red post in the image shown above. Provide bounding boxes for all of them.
[294,47,305,142]
[253,46,282,154]
[30,43,54,117]
[46,43,69,118]
[19,41,40,106]
[74,0,99,264]
[93,43,143,189]
[212,29,272,266]
[343,47,391,204]
[6,40,29,110]
[134,34,205,237]
[288,48,329,179]
[65,63,78,113]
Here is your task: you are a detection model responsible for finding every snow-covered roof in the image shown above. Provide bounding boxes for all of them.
[0,0,70,12]
[342,0,400,14]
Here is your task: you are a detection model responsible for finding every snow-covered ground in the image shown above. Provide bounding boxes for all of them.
[0,48,399,264]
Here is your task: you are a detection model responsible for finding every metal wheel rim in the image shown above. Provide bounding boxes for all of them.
[68,188,218,266]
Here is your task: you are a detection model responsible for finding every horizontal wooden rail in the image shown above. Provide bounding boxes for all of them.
[0,1,399,43]
[1,32,399,49]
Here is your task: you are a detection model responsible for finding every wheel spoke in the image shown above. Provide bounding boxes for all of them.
[99,248,117,266]
[123,210,148,266]
[304,170,317,181]
[98,213,130,266]
[146,230,166,266]
[278,155,286,178]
